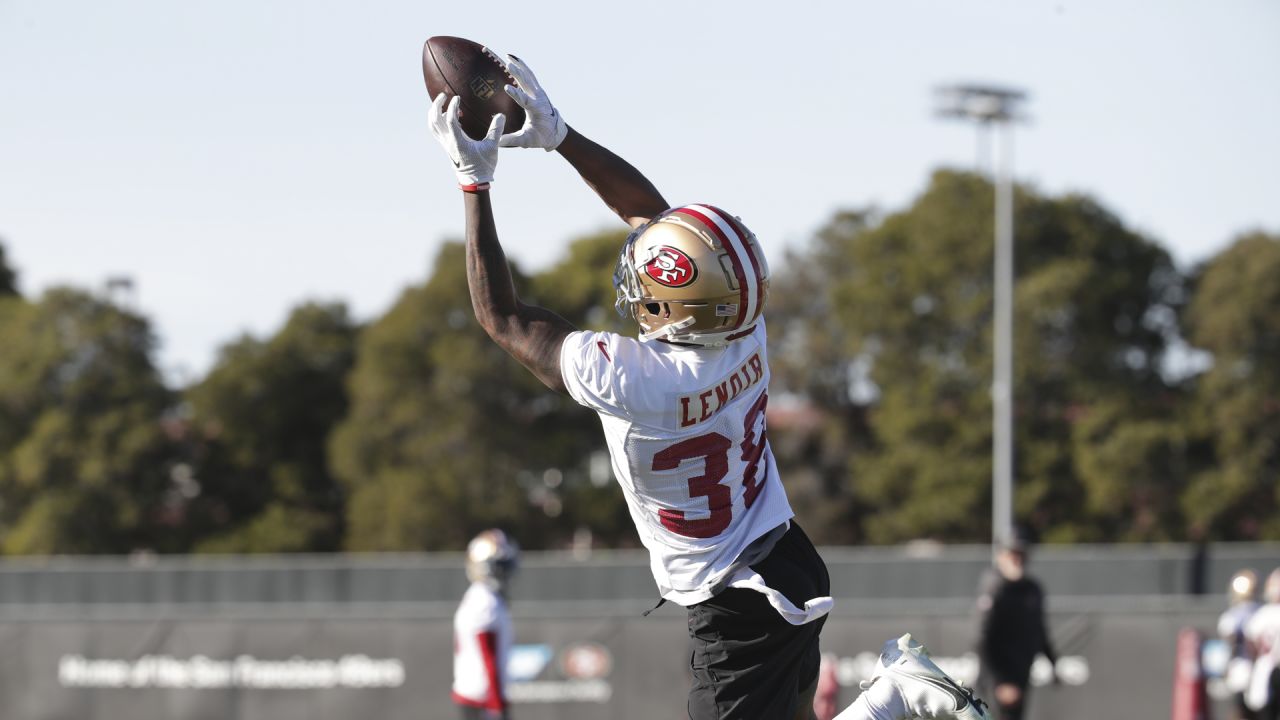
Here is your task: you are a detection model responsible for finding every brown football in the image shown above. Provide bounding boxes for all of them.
[422,36,526,141]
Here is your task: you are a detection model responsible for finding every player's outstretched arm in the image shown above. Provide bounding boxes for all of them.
[464,190,574,394]
[556,127,669,229]
[498,54,668,228]
[428,93,576,394]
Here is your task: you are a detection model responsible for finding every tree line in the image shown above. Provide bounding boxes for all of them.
[0,170,1275,555]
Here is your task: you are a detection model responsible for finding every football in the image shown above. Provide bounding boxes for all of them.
[422,36,526,141]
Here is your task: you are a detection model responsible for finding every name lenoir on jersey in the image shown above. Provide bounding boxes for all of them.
[676,352,765,428]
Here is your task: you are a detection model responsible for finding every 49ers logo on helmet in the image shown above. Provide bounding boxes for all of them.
[644,246,698,288]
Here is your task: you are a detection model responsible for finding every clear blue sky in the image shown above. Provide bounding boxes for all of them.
[2,0,1277,381]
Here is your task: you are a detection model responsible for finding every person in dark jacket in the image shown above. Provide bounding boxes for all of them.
[975,533,1058,720]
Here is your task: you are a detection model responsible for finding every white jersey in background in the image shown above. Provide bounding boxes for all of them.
[1220,602,1259,646]
[452,582,512,712]
[561,321,796,607]
[1244,602,1280,711]
[1247,603,1280,661]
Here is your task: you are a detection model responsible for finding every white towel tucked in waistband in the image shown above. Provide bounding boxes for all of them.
[726,567,835,626]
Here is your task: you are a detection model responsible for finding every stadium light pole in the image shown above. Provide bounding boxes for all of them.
[934,84,1028,550]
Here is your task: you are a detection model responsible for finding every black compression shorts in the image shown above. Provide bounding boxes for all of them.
[686,521,831,720]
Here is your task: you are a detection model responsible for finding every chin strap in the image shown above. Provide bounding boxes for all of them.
[637,317,755,348]
[639,316,696,342]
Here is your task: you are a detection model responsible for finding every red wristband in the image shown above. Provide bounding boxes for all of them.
[459,182,491,193]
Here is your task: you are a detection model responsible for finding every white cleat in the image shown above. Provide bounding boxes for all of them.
[859,633,992,720]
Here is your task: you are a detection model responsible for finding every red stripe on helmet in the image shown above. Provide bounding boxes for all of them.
[671,205,750,330]
[701,205,765,323]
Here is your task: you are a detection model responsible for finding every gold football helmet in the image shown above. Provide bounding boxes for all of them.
[613,204,769,346]
[466,529,519,588]
[1229,569,1258,604]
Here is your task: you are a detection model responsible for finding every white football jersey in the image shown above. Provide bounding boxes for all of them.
[1219,602,1258,646]
[1246,603,1280,662]
[452,582,513,709]
[1244,602,1280,710]
[561,320,794,606]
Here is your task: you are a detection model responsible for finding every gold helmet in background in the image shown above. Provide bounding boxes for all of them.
[1229,569,1258,604]
[614,204,769,347]
[466,529,520,589]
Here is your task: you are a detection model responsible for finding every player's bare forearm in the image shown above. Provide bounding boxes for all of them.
[464,191,574,394]
[557,127,669,228]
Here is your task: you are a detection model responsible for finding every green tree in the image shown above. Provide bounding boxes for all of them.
[331,243,562,551]
[1180,231,1280,539]
[0,240,18,297]
[1069,400,1189,540]
[0,288,175,554]
[770,170,1185,543]
[765,213,878,544]
[183,302,358,552]
[528,228,639,548]
[330,229,642,552]
[1016,191,1186,541]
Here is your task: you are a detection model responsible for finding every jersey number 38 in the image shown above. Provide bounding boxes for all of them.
[652,391,769,539]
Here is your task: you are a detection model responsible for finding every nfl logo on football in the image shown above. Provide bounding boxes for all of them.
[468,75,496,100]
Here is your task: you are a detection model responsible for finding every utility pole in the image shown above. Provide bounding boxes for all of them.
[934,84,1028,548]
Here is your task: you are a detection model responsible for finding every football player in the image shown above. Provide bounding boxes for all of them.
[452,529,519,720]
[1221,569,1261,720]
[426,52,990,720]
[1244,569,1280,720]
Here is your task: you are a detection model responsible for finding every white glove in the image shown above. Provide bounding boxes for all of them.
[428,92,505,189]
[497,53,568,151]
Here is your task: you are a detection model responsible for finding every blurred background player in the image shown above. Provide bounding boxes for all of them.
[426,49,991,720]
[974,528,1058,720]
[452,529,519,720]
[1244,569,1280,720]
[1220,569,1261,720]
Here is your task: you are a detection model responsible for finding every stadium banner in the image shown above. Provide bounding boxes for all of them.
[0,608,1223,719]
